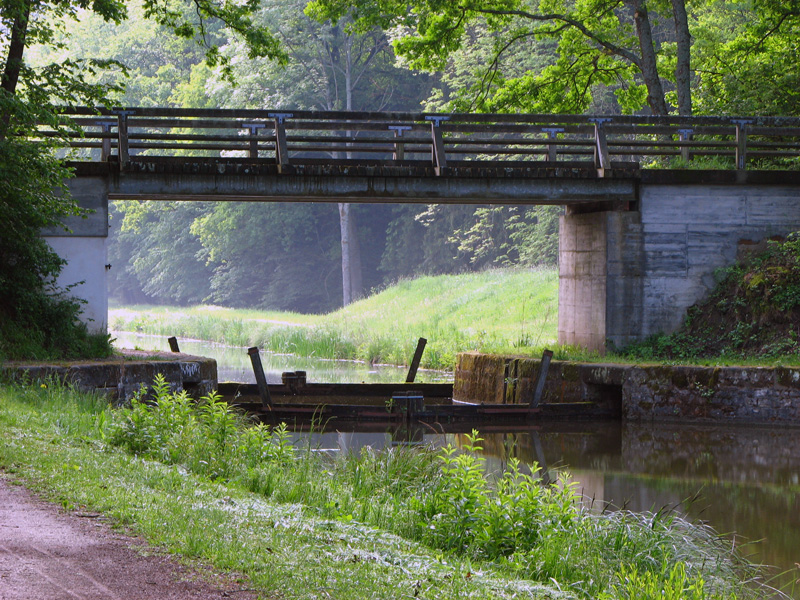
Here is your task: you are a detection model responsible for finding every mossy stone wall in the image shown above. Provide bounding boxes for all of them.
[3,352,217,403]
[455,352,800,424]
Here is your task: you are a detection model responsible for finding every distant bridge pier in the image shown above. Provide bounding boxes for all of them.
[44,177,109,333]
[558,175,800,353]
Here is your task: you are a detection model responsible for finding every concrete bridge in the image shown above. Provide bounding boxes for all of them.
[43,108,800,352]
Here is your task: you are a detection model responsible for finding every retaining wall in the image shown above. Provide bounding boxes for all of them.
[2,350,217,403]
[455,352,800,424]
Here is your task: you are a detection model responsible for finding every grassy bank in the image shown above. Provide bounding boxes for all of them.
[110,268,564,370]
[0,379,769,600]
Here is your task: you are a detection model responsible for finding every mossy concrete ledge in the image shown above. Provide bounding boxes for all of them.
[1,350,217,403]
[455,352,800,424]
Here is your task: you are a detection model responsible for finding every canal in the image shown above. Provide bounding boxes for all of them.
[112,331,452,384]
[114,332,800,597]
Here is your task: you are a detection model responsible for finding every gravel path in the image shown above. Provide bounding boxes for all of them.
[0,477,260,600]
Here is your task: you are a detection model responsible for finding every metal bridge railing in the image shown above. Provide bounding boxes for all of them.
[38,108,800,175]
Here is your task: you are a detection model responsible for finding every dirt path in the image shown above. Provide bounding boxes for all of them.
[0,477,260,600]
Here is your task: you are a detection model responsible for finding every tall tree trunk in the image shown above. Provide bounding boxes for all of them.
[338,39,363,305]
[671,0,692,115]
[629,0,669,115]
[347,208,362,300]
[0,0,31,139]
[338,202,352,305]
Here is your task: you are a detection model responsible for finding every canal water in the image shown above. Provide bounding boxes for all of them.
[112,331,452,384]
[113,332,800,597]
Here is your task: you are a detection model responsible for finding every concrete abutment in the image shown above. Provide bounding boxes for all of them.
[44,177,110,333]
[558,177,800,352]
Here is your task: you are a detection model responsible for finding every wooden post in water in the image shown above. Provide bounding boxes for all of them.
[167,337,180,353]
[405,337,427,383]
[529,349,554,409]
[248,347,272,409]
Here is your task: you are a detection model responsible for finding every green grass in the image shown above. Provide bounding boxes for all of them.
[109,266,800,369]
[110,268,562,370]
[0,379,769,600]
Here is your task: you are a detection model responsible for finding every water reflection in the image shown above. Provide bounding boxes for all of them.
[112,331,452,384]
[291,421,800,597]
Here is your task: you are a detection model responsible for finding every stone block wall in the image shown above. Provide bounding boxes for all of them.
[637,182,800,338]
[455,352,800,424]
[3,352,217,404]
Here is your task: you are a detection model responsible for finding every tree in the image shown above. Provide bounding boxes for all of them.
[205,0,432,305]
[108,201,214,305]
[190,202,343,312]
[0,0,288,357]
[692,0,800,116]
[310,0,800,117]
[306,0,693,115]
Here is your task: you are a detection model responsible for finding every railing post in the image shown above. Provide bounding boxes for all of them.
[677,128,693,163]
[97,121,114,162]
[269,112,293,169]
[242,123,266,158]
[389,125,411,161]
[112,109,135,168]
[589,118,612,176]
[542,127,564,162]
[425,116,449,175]
[732,119,753,171]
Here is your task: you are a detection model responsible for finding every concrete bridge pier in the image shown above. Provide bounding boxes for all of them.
[43,177,109,333]
[559,177,800,353]
[558,208,643,352]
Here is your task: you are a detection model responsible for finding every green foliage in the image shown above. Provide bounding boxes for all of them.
[413,431,579,560]
[191,202,344,312]
[600,562,737,600]
[509,206,560,267]
[309,0,800,118]
[693,0,800,116]
[108,373,295,478]
[0,135,113,360]
[306,0,676,114]
[0,0,298,360]
[109,201,213,305]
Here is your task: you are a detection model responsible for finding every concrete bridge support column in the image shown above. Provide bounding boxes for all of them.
[42,177,110,333]
[558,209,643,353]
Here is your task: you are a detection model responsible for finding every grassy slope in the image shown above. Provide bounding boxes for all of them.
[110,268,561,370]
[0,385,558,600]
